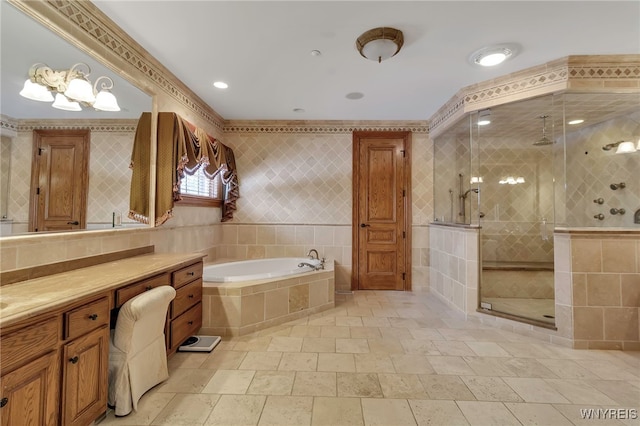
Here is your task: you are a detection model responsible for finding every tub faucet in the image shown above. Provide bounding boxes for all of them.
[307,249,319,260]
[298,262,321,271]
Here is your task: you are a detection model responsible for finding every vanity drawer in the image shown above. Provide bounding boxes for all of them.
[1,316,60,374]
[172,262,203,289]
[172,279,202,319]
[116,273,170,306]
[64,297,110,340]
[170,302,202,349]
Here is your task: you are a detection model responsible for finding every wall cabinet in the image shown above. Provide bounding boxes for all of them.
[0,255,204,425]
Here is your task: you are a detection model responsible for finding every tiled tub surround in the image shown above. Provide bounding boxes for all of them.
[201,264,335,336]
[562,230,640,350]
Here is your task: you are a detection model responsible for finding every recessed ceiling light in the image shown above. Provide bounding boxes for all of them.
[346,92,364,100]
[293,108,305,113]
[310,50,322,57]
[469,44,519,67]
[477,109,491,126]
[213,81,228,89]
[568,119,584,125]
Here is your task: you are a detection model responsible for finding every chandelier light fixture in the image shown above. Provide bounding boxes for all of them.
[356,27,404,63]
[19,63,121,112]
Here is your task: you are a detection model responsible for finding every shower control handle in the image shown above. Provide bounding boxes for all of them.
[593,198,604,205]
[594,213,605,220]
[610,208,626,215]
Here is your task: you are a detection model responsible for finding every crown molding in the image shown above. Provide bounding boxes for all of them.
[224,120,428,134]
[0,115,137,133]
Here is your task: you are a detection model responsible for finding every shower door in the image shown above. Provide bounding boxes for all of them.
[477,97,557,325]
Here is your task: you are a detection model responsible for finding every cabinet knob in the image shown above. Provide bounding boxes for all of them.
[145,285,153,291]
[187,272,195,276]
[188,294,194,299]
[0,397,8,408]
[69,356,79,364]
[88,314,98,320]
[188,321,194,325]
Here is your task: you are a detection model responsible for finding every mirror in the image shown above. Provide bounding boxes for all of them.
[0,1,152,236]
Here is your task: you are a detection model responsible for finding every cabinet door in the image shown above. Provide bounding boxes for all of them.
[0,351,59,426]
[61,326,109,426]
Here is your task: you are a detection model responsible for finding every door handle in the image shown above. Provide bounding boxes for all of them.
[360,223,370,228]
[67,221,79,225]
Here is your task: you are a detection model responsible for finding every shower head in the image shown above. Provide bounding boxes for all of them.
[533,115,554,146]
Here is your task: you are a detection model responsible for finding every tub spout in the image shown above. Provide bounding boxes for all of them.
[298,262,321,271]
[307,249,319,260]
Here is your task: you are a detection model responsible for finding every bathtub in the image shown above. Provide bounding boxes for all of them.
[203,257,323,283]
[200,257,335,336]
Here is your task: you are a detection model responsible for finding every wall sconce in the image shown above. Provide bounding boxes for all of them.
[470,176,483,184]
[356,27,404,63]
[19,63,120,111]
[499,176,525,185]
[602,140,637,154]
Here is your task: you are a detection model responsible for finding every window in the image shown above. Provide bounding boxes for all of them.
[177,166,223,207]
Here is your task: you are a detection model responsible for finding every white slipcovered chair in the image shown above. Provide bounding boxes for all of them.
[108,285,176,416]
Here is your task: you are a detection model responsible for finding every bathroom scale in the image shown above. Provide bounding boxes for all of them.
[178,335,222,352]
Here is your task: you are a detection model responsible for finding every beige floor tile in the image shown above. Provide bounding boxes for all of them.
[367,338,405,354]
[233,337,272,352]
[155,368,216,393]
[292,372,337,396]
[202,369,256,394]
[349,326,383,338]
[460,376,524,402]
[239,351,283,370]
[419,375,476,401]
[337,372,383,397]
[204,394,266,425]
[335,316,364,326]
[308,316,336,326]
[465,341,511,357]
[361,398,417,426]
[408,400,470,426]
[378,373,428,399]
[200,350,247,370]
[258,395,313,426]
[151,394,220,425]
[409,328,446,341]
[426,356,475,375]
[320,325,351,338]
[379,327,414,341]
[167,352,209,369]
[362,317,391,327]
[101,392,175,425]
[575,360,640,381]
[537,358,601,379]
[371,308,398,318]
[289,325,323,337]
[456,401,521,426]
[278,352,318,371]
[502,358,559,379]
[311,396,364,426]
[400,339,441,355]
[347,307,373,317]
[354,353,396,373]
[389,318,420,328]
[463,356,518,377]
[391,354,435,374]
[317,353,356,372]
[504,402,574,426]
[301,337,336,353]
[502,377,570,403]
[434,341,476,357]
[247,370,295,395]
[544,379,618,405]
[267,336,303,352]
[586,380,640,406]
[336,338,370,353]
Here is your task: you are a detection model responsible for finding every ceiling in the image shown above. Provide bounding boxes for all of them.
[2,1,639,123]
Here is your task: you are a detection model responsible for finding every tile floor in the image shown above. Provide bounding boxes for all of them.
[101,291,640,426]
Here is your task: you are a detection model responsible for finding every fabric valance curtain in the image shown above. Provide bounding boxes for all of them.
[129,112,239,226]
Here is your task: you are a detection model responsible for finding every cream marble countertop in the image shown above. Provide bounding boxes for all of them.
[0,253,205,329]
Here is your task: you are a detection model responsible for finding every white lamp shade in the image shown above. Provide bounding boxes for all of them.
[93,90,120,111]
[64,77,95,103]
[615,141,637,154]
[19,79,54,102]
[52,93,81,111]
[361,39,399,62]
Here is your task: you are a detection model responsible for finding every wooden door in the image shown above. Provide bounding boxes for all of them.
[61,326,109,426]
[29,129,89,232]
[0,351,60,426]
[352,131,411,290]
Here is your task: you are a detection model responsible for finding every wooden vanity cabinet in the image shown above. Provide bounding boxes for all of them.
[168,261,203,353]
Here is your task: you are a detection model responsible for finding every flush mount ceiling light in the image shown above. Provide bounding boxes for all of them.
[19,62,120,111]
[356,27,404,63]
[213,81,228,89]
[568,119,585,125]
[477,109,491,126]
[469,44,518,67]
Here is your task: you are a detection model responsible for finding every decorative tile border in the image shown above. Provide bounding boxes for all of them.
[1,116,137,132]
[224,121,428,134]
